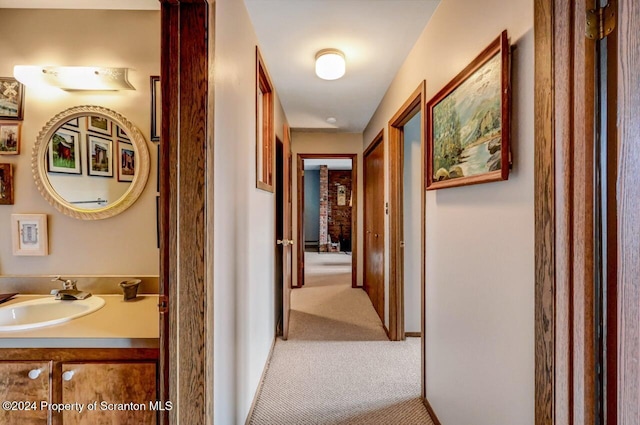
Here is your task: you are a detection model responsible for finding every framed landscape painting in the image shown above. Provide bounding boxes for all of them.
[47,127,82,174]
[426,30,511,190]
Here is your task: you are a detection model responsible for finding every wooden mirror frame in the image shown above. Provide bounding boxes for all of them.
[32,105,150,220]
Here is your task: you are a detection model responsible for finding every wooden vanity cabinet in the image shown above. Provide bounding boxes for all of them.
[0,361,51,425]
[0,348,158,425]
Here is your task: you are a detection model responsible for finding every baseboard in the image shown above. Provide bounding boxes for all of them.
[244,337,277,425]
[423,398,442,425]
[405,332,422,338]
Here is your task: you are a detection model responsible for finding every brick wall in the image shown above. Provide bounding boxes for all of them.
[318,165,329,252]
[328,170,352,251]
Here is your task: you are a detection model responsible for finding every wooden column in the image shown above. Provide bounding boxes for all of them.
[160,1,214,424]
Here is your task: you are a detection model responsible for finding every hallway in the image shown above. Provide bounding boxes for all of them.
[249,252,434,424]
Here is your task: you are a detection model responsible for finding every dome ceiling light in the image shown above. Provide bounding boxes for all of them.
[315,49,346,80]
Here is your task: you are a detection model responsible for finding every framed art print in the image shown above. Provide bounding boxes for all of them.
[0,77,25,120]
[0,163,14,205]
[11,214,48,256]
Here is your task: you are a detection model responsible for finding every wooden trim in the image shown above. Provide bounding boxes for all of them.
[405,332,421,338]
[617,0,640,421]
[422,398,442,425]
[296,153,358,288]
[244,337,277,425]
[296,155,304,288]
[256,47,274,192]
[0,348,158,362]
[388,82,425,342]
[160,1,212,424]
[363,129,384,157]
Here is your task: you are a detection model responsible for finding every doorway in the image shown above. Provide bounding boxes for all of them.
[296,154,358,289]
[387,82,426,342]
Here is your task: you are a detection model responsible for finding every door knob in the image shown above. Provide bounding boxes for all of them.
[28,369,43,380]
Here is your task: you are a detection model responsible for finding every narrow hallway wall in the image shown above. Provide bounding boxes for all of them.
[363,0,534,423]
[214,0,289,422]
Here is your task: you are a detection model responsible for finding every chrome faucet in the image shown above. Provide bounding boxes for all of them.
[51,276,78,290]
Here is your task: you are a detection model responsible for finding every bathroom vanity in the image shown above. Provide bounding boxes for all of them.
[0,295,159,425]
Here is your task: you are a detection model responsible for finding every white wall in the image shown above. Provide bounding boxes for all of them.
[213,0,288,423]
[291,132,364,287]
[0,9,159,278]
[403,112,421,334]
[363,0,534,423]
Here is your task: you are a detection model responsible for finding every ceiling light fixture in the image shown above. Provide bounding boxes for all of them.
[13,66,135,91]
[315,49,346,80]
[326,117,337,124]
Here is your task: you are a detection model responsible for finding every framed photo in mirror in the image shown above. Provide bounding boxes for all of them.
[87,134,113,177]
[117,140,135,182]
[0,77,25,120]
[87,115,112,136]
[0,163,14,205]
[0,121,21,154]
[11,214,48,256]
[47,127,82,174]
[116,125,130,141]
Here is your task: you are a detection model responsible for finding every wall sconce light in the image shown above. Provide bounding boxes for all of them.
[13,66,135,91]
[315,49,346,80]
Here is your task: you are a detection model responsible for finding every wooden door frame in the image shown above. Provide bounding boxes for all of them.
[363,130,385,324]
[296,153,358,288]
[159,0,213,424]
[281,125,293,340]
[533,0,637,422]
[387,81,425,344]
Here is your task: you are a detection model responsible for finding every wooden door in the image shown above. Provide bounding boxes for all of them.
[0,362,50,425]
[282,125,293,339]
[364,133,385,322]
[61,362,157,425]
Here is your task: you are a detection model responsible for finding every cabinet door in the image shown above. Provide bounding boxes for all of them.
[61,362,157,425]
[0,361,50,425]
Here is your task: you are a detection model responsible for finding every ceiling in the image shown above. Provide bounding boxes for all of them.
[3,0,440,133]
[245,0,440,132]
[304,158,352,171]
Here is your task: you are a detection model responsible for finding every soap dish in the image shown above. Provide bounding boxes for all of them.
[119,279,142,301]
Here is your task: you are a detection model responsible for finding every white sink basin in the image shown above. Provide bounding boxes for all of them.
[0,296,105,332]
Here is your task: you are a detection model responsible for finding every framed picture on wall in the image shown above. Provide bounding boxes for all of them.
[117,140,135,182]
[426,30,511,190]
[87,115,113,136]
[47,127,82,174]
[0,77,25,120]
[150,76,161,142]
[0,121,21,154]
[11,214,48,256]
[87,134,113,177]
[0,163,14,205]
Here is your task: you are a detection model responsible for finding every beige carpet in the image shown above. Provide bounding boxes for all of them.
[249,252,434,425]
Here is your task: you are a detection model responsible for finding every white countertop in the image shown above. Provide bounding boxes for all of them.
[0,294,159,349]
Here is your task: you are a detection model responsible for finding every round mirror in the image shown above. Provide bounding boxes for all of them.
[32,105,150,220]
